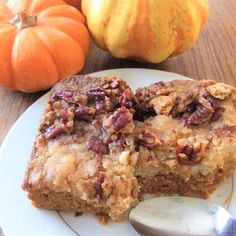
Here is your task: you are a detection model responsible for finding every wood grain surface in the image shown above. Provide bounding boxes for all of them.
[0,0,235,234]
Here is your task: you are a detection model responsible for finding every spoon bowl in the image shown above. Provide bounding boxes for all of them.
[129,196,236,236]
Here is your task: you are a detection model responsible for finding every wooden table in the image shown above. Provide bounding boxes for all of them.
[0,0,235,235]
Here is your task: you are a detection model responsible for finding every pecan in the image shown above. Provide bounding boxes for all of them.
[88,135,109,154]
[51,90,87,105]
[111,107,133,131]
[115,134,126,150]
[88,88,106,100]
[151,96,174,115]
[206,84,232,100]
[43,111,56,125]
[44,125,65,140]
[136,128,161,149]
[172,92,194,115]
[51,90,73,101]
[120,89,133,108]
[61,107,75,124]
[95,99,113,113]
[61,108,69,124]
[203,92,219,109]
[211,107,225,122]
[184,103,214,126]
[176,143,202,165]
[95,172,105,199]
[75,106,95,122]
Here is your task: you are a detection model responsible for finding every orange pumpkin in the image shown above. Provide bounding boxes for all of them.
[64,0,81,9]
[0,0,89,92]
[82,0,208,63]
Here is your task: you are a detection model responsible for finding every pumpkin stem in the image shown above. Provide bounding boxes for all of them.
[10,11,37,29]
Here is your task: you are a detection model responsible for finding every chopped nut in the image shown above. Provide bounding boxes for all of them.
[111,107,133,131]
[185,103,214,126]
[61,107,75,124]
[206,84,232,100]
[115,134,126,150]
[150,96,174,115]
[75,106,95,122]
[202,92,219,109]
[136,128,161,149]
[36,134,46,145]
[44,124,65,140]
[120,88,133,108]
[51,90,88,105]
[88,135,109,154]
[88,88,106,100]
[176,139,204,165]
[43,111,56,125]
[211,107,225,122]
[174,92,195,114]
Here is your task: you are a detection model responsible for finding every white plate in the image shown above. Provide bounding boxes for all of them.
[0,69,235,236]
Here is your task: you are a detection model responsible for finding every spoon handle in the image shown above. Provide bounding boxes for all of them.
[216,217,236,236]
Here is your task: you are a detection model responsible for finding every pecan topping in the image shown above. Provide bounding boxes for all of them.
[136,128,161,149]
[88,135,109,154]
[176,143,202,165]
[75,106,95,122]
[95,172,105,199]
[203,92,219,109]
[111,107,133,131]
[88,88,106,100]
[51,90,88,105]
[115,134,126,150]
[51,90,73,101]
[206,84,232,100]
[61,107,75,124]
[182,92,221,126]
[43,111,56,125]
[185,103,214,126]
[151,96,174,115]
[172,92,194,115]
[44,125,65,140]
[95,99,113,113]
[120,89,133,108]
[211,107,225,122]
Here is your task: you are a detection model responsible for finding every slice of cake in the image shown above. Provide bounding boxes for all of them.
[23,76,236,221]
[134,79,236,198]
[22,75,139,221]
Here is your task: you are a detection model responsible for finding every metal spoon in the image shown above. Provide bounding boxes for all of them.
[129,196,236,236]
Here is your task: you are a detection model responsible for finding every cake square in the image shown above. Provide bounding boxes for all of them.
[22,75,139,221]
[134,80,236,198]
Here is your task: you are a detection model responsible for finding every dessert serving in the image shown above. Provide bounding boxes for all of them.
[22,75,139,221]
[134,79,236,198]
[22,76,236,221]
